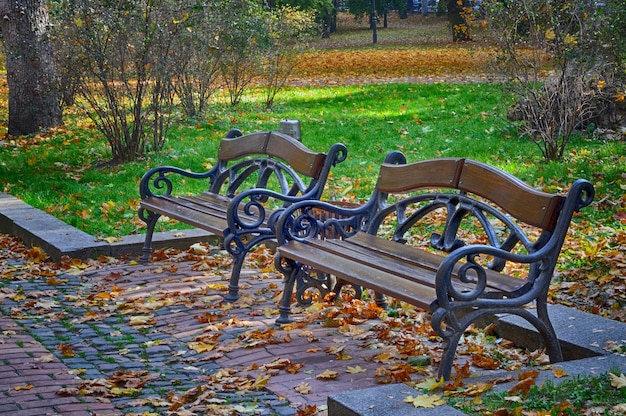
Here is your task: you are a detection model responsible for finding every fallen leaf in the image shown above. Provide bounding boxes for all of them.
[517,369,540,380]
[252,373,271,390]
[610,373,626,389]
[346,365,367,374]
[35,354,55,363]
[296,404,318,416]
[295,382,311,394]
[507,377,535,395]
[316,369,339,380]
[415,377,445,391]
[553,368,569,378]
[403,393,446,408]
[57,343,75,357]
[128,315,155,326]
[13,383,34,391]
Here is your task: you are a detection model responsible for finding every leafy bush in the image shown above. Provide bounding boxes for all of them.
[484,0,626,161]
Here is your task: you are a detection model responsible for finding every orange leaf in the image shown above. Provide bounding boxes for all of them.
[57,343,75,357]
[507,377,535,395]
[518,369,540,380]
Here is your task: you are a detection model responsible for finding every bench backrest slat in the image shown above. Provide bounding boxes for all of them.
[375,158,464,193]
[218,131,326,179]
[459,160,564,230]
[375,158,564,230]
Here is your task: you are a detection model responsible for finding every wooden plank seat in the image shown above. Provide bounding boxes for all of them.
[273,156,595,380]
[138,129,347,301]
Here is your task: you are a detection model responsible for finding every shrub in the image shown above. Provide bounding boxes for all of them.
[484,0,625,161]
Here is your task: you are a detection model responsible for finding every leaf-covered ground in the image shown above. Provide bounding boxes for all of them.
[2,234,623,415]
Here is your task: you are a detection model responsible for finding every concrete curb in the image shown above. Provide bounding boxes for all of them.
[0,193,220,261]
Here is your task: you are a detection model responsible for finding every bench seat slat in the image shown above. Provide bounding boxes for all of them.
[345,233,526,295]
[140,194,276,238]
[140,196,230,236]
[279,240,436,310]
[299,234,524,296]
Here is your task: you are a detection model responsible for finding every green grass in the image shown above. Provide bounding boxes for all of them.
[449,371,626,415]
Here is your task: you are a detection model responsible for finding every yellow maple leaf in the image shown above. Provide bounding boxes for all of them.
[346,366,367,374]
[403,393,446,408]
[415,377,445,391]
[252,373,271,390]
[610,373,626,389]
[316,369,339,380]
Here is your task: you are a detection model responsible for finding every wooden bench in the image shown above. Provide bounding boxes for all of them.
[138,129,347,301]
[273,156,595,380]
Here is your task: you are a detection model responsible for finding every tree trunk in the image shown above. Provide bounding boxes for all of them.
[447,0,472,42]
[0,0,62,136]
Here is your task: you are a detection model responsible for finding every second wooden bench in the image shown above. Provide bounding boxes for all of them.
[273,156,594,380]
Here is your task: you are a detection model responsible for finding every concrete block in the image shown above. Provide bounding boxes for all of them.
[328,383,466,416]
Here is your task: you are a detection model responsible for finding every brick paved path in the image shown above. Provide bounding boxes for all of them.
[0,317,120,415]
[1,253,438,415]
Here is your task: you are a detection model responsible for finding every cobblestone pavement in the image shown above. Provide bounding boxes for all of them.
[1,253,434,415]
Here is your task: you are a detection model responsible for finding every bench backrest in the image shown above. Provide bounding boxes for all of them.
[375,158,564,230]
[370,157,594,275]
[210,131,347,199]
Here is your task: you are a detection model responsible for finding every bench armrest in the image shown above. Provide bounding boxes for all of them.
[433,178,595,309]
[139,165,219,199]
[434,243,553,307]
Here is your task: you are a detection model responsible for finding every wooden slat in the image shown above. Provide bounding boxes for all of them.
[293,233,526,301]
[140,196,229,236]
[278,241,436,309]
[345,233,526,294]
[264,134,326,178]
[375,158,464,193]
[217,131,326,178]
[140,194,275,237]
[218,132,268,160]
[458,160,564,230]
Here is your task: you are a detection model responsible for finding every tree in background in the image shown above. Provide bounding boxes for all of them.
[447,0,473,42]
[484,0,625,161]
[273,0,335,36]
[48,0,317,162]
[169,3,224,117]
[51,0,183,163]
[259,7,317,109]
[0,0,62,136]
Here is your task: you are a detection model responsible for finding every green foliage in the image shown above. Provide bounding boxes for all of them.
[450,371,626,415]
[1,83,623,239]
[276,0,335,22]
